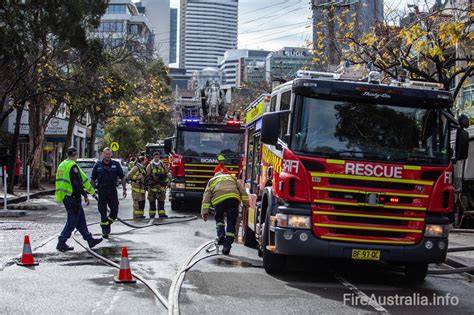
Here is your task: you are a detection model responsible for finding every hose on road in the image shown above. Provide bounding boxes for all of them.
[73,215,197,310]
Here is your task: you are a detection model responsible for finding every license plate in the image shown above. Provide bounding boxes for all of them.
[351,249,380,261]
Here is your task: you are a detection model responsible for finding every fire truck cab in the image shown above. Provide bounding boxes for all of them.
[241,70,470,281]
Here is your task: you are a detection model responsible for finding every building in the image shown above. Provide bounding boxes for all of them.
[218,49,269,88]
[240,62,266,86]
[265,47,313,82]
[179,0,238,74]
[169,68,192,91]
[312,0,383,69]
[135,0,171,64]
[97,0,154,61]
[169,8,178,64]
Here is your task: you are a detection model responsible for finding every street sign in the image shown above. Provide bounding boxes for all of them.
[110,142,120,152]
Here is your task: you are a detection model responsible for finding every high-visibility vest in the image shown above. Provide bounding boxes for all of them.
[55,159,95,202]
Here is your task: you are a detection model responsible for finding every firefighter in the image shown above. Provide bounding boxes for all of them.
[146,151,169,218]
[55,147,102,252]
[201,171,249,255]
[91,148,127,238]
[127,156,147,219]
[213,154,229,174]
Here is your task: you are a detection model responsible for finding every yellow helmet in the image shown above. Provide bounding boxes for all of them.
[217,155,225,162]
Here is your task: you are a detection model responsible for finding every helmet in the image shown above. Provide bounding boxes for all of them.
[217,155,225,162]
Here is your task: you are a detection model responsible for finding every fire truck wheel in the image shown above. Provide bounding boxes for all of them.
[171,200,182,211]
[404,263,428,282]
[262,213,286,274]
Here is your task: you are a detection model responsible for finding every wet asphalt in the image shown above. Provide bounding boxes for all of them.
[1,186,474,314]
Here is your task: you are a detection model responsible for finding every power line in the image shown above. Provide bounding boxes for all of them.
[239,1,289,17]
[239,21,308,35]
[239,2,306,26]
[239,23,311,44]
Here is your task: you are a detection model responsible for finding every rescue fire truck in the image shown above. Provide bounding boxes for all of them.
[241,70,470,281]
[165,68,244,210]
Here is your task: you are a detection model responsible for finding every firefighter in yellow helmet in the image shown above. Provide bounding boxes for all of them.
[201,171,249,255]
[146,151,169,218]
[213,154,229,174]
[126,156,147,219]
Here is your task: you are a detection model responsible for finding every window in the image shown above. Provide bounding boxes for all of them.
[98,22,124,33]
[129,24,140,35]
[278,91,291,140]
[106,4,128,14]
[270,96,277,112]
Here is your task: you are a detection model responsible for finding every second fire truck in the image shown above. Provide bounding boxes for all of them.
[241,70,470,281]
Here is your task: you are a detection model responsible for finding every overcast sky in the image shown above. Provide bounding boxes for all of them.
[168,0,418,54]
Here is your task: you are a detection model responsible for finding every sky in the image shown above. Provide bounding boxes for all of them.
[169,0,417,54]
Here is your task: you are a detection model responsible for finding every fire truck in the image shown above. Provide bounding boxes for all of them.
[165,68,244,211]
[145,142,169,166]
[241,70,470,281]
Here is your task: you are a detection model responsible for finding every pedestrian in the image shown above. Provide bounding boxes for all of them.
[213,154,229,174]
[201,171,249,255]
[146,151,169,218]
[14,154,21,186]
[91,148,127,238]
[126,156,147,219]
[46,151,54,182]
[55,146,102,252]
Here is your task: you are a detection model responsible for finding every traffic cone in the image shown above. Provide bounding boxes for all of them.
[16,235,39,266]
[114,247,136,283]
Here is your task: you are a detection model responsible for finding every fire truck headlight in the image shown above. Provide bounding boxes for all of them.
[172,183,185,189]
[288,215,311,229]
[424,224,450,238]
[275,213,288,227]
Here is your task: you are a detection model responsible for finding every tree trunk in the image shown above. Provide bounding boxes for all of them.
[7,104,25,193]
[89,119,98,158]
[62,109,78,161]
[27,97,45,189]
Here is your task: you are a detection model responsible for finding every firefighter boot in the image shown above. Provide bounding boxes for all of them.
[222,234,235,255]
[56,241,74,252]
[158,201,167,218]
[216,223,225,245]
[101,224,111,239]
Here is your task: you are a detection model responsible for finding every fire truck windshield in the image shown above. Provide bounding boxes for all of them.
[292,97,449,165]
[177,130,243,157]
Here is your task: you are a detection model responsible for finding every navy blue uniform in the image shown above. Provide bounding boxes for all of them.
[91,160,124,232]
[59,166,93,242]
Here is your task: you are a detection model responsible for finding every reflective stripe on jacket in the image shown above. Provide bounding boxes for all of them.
[127,164,146,194]
[201,174,249,216]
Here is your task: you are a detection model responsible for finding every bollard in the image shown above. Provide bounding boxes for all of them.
[27,165,30,203]
[3,166,7,211]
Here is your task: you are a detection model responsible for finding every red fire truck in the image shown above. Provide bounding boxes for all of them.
[241,70,469,281]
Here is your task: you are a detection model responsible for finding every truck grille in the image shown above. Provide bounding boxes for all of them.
[184,163,239,191]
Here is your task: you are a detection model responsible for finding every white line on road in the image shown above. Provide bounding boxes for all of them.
[334,272,389,314]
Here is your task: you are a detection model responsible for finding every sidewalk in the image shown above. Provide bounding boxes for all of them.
[0,183,55,204]
[447,232,474,272]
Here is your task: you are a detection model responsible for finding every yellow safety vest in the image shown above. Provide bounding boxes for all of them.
[55,159,95,202]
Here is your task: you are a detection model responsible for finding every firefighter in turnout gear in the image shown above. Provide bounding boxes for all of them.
[201,171,249,255]
[146,151,169,218]
[126,156,147,219]
[55,147,102,252]
[213,154,229,174]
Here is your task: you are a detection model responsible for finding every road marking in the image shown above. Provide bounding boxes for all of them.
[333,272,389,314]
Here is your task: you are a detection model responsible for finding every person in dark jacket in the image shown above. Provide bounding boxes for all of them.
[91,148,127,238]
[55,147,102,252]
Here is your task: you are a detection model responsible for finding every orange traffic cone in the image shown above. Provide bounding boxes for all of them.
[16,235,39,266]
[114,247,136,283]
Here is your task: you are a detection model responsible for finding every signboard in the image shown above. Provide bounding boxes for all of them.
[110,142,120,152]
[246,98,265,125]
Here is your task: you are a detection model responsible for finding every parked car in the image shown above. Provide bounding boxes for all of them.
[76,158,97,180]
[113,158,129,179]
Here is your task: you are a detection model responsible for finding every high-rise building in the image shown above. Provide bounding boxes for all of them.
[218,49,269,88]
[180,0,238,73]
[266,47,313,82]
[96,0,154,61]
[312,0,383,69]
[136,0,171,64]
[169,8,178,64]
